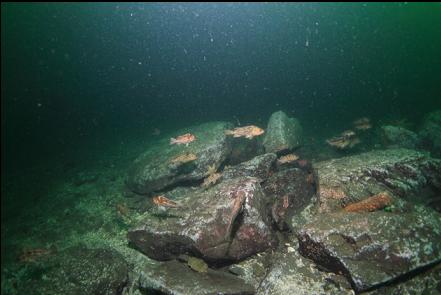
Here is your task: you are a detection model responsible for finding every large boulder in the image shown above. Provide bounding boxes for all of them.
[298,207,441,292]
[128,177,277,262]
[16,246,129,295]
[126,121,233,194]
[419,110,441,158]
[263,111,303,153]
[313,148,441,213]
[381,125,419,149]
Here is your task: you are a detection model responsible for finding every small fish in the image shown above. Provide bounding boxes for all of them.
[202,172,222,187]
[327,137,358,149]
[282,195,289,209]
[277,153,299,164]
[187,256,208,273]
[353,117,370,125]
[306,173,315,184]
[152,195,181,208]
[224,125,264,139]
[19,247,56,263]
[353,117,372,130]
[170,153,197,165]
[170,133,196,146]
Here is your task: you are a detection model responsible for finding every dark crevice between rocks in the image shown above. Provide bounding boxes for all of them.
[229,209,245,242]
[413,185,441,212]
[297,234,353,288]
[206,209,247,268]
[358,260,441,294]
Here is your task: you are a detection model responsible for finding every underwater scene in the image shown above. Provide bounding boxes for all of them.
[2,2,441,295]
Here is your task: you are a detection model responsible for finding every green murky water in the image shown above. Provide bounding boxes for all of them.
[2,3,441,294]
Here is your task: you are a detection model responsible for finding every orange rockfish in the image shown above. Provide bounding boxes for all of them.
[224,125,264,139]
[277,153,299,164]
[170,133,196,146]
[152,195,181,208]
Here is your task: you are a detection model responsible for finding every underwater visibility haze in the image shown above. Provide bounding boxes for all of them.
[2,2,441,294]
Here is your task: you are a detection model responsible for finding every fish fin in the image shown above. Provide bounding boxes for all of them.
[224,130,234,136]
[170,138,176,145]
[245,134,253,139]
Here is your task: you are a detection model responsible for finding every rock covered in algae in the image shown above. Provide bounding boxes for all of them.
[126,121,233,194]
[314,148,441,213]
[16,246,129,295]
[381,125,419,149]
[298,207,441,292]
[257,239,353,295]
[263,110,303,153]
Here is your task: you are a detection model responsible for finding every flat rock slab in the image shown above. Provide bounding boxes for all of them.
[314,148,441,212]
[263,110,303,153]
[298,208,441,292]
[257,247,353,295]
[128,177,277,262]
[127,121,232,194]
[138,260,254,295]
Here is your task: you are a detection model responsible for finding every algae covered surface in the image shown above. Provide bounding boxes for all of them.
[2,3,441,295]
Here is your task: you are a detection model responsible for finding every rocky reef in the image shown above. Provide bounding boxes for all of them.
[121,111,441,294]
[6,111,441,295]
[298,208,441,292]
